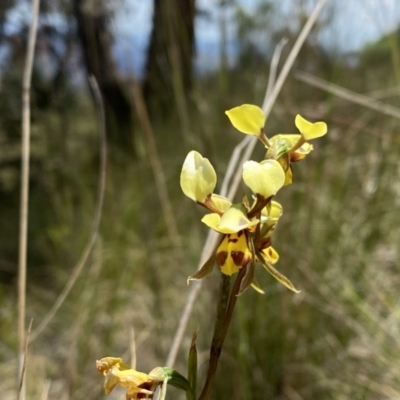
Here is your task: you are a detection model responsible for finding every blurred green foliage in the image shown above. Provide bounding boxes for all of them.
[1,1,400,399]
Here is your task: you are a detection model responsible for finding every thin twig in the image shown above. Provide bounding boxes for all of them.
[165,0,327,369]
[262,0,328,118]
[219,135,252,197]
[295,70,400,120]
[130,79,184,261]
[130,326,137,370]
[30,75,107,342]
[18,0,40,396]
[263,37,288,107]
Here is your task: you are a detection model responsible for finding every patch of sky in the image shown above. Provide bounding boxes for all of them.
[113,0,400,77]
[3,0,400,77]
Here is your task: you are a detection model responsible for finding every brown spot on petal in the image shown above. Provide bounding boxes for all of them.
[259,237,271,250]
[290,152,305,162]
[228,233,239,243]
[216,251,228,266]
[231,251,246,266]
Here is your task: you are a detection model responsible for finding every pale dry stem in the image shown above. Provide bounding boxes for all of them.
[18,0,40,397]
[295,70,400,120]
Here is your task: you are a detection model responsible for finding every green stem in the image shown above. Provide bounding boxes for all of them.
[221,268,246,343]
[198,269,246,400]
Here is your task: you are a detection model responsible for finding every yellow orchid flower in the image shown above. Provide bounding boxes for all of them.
[104,367,162,397]
[225,104,265,136]
[180,151,217,203]
[97,357,165,400]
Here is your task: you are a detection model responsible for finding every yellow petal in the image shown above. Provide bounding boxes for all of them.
[289,142,313,162]
[260,246,279,264]
[216,232,251,276]
[261,200,282,220]
[242,160,285,198]
[251,280,265,294]
[180,151,217,203]
[201,213,222,231]
[260,201,282,238]
[201,206,259,234]
[295,114,327,141]
[96,357,130,375]
[225,104,265,135]
[104,368,153,395]
[210,194,232,213]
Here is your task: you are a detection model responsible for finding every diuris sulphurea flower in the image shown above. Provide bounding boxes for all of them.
[96,357,193,400]
[180,105,327,294]
[181,153,297,293]
[96,357,164,399]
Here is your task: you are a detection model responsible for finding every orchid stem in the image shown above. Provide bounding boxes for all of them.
[198,268,246,400]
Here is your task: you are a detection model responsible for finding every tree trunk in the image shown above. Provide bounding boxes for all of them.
[73,0,135,155]
[144,0,196,115]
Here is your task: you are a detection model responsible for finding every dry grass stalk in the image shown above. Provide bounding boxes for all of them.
[295,70,400,120]
[18,0,40,397]
[131,79,185,262]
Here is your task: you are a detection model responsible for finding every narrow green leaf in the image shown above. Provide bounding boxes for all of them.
[238,262,255,295]
[187,254,215,283]
[159,367,194,397]
[187,332,198,400]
